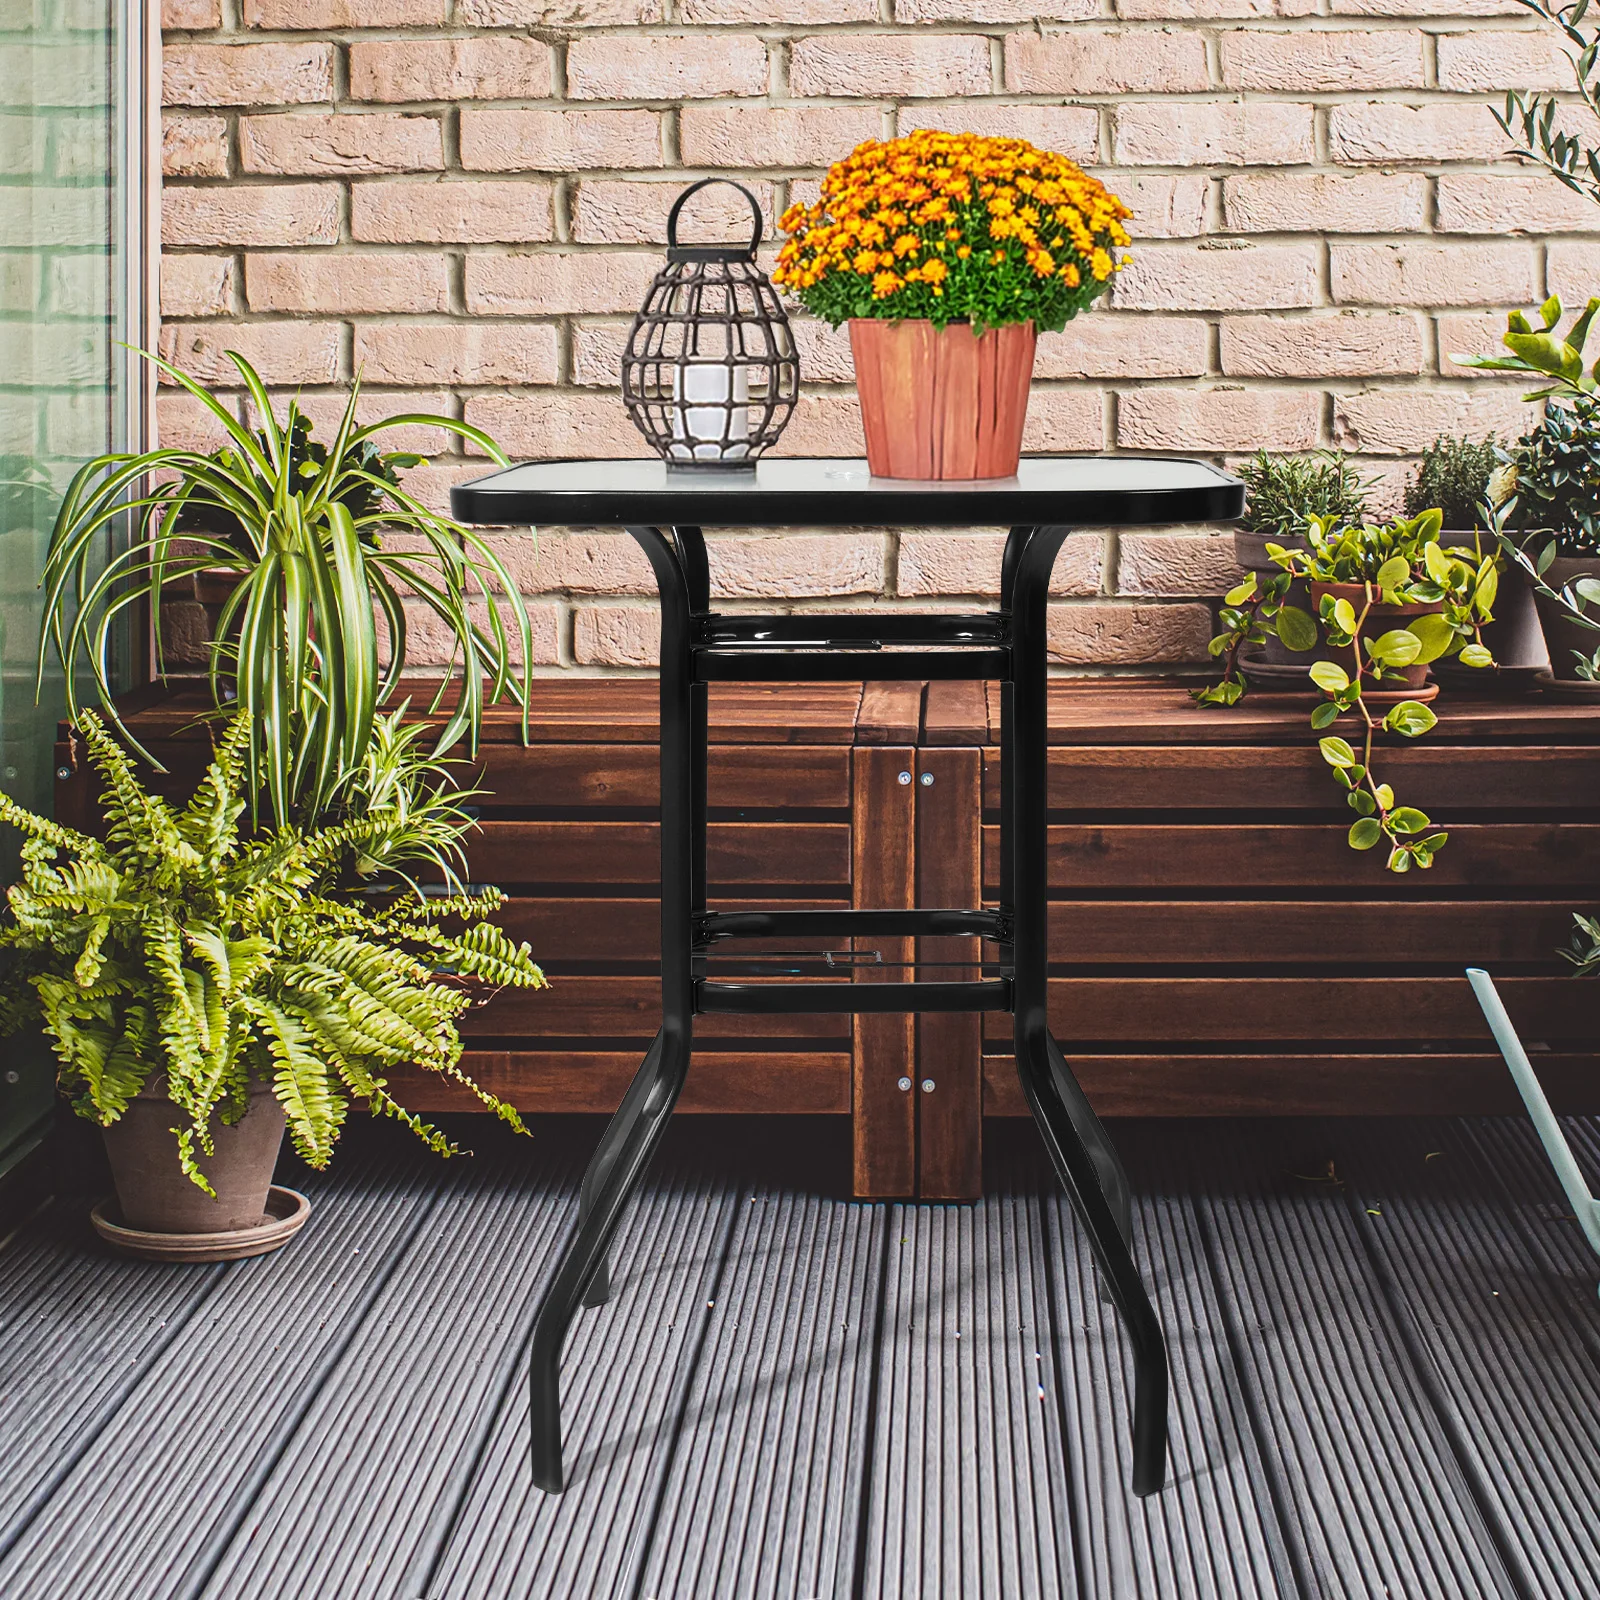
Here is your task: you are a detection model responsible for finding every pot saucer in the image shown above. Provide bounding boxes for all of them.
[1240,657,1438,705]
[1535,670,1600,701]
[91,1184,311,1263]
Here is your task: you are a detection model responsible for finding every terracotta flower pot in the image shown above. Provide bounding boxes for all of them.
[101,1077,286,1235]
[1310,580,1444,693]
[849,317,1035,480]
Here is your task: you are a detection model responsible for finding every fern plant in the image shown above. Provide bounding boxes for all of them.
[40,347,534,828]
[0,710,546,1190]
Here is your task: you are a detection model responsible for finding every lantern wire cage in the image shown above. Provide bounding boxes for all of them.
[621,179,800,472]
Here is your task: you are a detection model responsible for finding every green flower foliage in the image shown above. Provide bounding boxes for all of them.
[0,711,546,1190]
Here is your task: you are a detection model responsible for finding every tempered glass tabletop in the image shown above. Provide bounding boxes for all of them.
[451,456,1243,529]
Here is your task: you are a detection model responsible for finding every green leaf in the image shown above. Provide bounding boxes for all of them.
[1348,818,1382,850]
[1319,735,1358,768]
[1309,660,1350,693]
[1389,847,1414,873]
[1310,701,1341,729]
[1423,541,1453,585]
[1388,805,1431,834]
[1374,782,1394,810]
[1350,789,1376,814]
[1332,598,1358,635]
[1224,576,1257,606]
[1458,643,1494,668]
[1374,555,1411,593]
[1384,700,1438,738]
[1407,612,1456,665]
[1275,603,1318,653]
[1370,628,1422,667]
[1576,577,1600,606]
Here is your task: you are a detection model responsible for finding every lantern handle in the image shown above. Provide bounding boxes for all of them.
[666,178,763,259]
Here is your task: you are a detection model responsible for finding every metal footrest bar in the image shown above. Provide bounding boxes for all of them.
[697,908,1007,941]
[695,978,1012,1013]
[697,612,1007,646]
[694,648,1010,682]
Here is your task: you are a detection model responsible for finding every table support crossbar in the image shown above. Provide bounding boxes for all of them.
[698,908,1006,941]
[696,978,1012,1013]
[695,648,1009,682]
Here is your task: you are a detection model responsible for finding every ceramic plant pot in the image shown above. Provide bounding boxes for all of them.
[1532,553,1600,681]
[100,1077,288,1237]
[1232,529,1311,668]
[1429,534,1548,691]
[849,317,1035,480]
[1309,580,1444,694]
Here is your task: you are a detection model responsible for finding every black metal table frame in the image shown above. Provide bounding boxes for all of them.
[520,519,1171,1498]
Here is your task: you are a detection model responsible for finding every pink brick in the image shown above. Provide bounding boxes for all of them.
[481,531,655,595]
[680,0,873,17]
[1117,532,1247,597]
[161,254,234,317]
[1335,0,1519,12]
[1021,389,1107,452]
[899,0,1094,19]
[1047,602,1212,665]
[466,391,649,459]
[157,391,239,453]
[1331,241,1538,307]
[355,323,560,387]
[1114,100,1314,166]
[240,112,441,176]
[707,534,885,598]
[1114,243,1319,311]
[1333,387,1531,452]
[1436,29,1570,91]
[899,530,1103,596]
[1120,387,1321,451]
[458,0,661,22]
[1223,171,1428,233]
[352,180,555,244]
[904,104,1099,164]
[680,105,882,170]
[247,250,450,314]
[1436,173,1600,234]
[404,598,559,668]
[571,321,629,386]
[1329,101,1509,164]
[571,178,773,246]
[1222,312,1426,377]
[567,34,768,100]
[792,35,991,99]
[348,38,555,104]
[1220,29,1424,91]
[398,461,497,517]
[1121,0,1312,15]
[1437,311,1527,378]
[781,319,851,385]
[461,109,661,173]
[1102,173,1208,238]
[772,391,867,457]
[157,321,341,387]
[163,183,339,247]
[1548,243,1600,308]
[574,604,658,668]
[244,0,442,21]
[465,251,660,316]
[1035,313,1209,379]
[162,115,227,178]
[163,43,332,108]
[164,0,219,25]
[1006,30,1209,95]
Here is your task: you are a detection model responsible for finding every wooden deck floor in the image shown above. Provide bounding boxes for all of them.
[4,1112,1599,1599]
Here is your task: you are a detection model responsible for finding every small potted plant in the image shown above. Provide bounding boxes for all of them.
[0,710,546,1259]
[774,129,1130,479]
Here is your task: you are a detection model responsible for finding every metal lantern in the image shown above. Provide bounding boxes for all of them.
[621,178,799,471]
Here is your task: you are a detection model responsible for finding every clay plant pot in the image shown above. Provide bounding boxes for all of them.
[100,1077,287,1236]
[1429,533,1548,691]
[849,317,1035,480]
[1232,528,1311,668]
[1309,580,1444,694]
[1531,552,1600,682]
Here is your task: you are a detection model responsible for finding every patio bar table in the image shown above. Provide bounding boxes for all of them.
[452,455,1243,1500]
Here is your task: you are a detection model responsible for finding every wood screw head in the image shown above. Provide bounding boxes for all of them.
[897,771,911,785]
[897,1076,912,1092]
[920,772,934,786]
[921,1079,936,1093]
[55,767,71,781]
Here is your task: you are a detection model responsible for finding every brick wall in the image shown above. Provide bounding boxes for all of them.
[157,2,1589,674]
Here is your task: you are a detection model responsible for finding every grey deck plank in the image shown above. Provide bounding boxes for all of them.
[0,1152,438,1600]
[1042,1129,1296,1600]
[637,1187,886,1600]
[1333,1116,1600,1600]
[1190,1123,1520,1600]
[859,1189,1075,1600]
[196,1147,580,1600]
[0,1201,225,1548]
[425,1166,740,1600]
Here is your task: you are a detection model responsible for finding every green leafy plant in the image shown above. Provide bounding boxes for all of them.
[0,709,546,1190]
[41,348,534,829]
[1490,391,1600,554]
[1493,0,1600,207]
[1404,435,1501,529]
[1192,570,1317,707]
[1453,293,1600,400]
[1236,449,1372,545]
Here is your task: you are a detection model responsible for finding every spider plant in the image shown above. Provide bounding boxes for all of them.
[39,347,532,827]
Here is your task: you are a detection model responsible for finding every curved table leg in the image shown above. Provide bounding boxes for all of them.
[1007,521,1168,1497]
[528,1024,691,1492]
